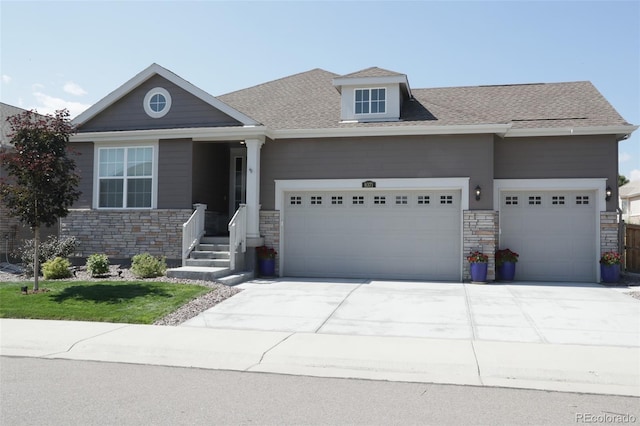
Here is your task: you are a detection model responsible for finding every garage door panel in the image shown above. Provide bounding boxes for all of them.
[500,190,596,282]
[283,190,461,280]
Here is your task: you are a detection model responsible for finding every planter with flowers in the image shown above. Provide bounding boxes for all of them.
[599,251,622,284]
[467,251,489,283]
[256,246,277,277]
[496,248,519,281]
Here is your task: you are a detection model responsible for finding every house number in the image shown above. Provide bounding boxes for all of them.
[362,180,376,188]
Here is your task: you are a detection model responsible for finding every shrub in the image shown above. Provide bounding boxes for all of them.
[86,253,110,277]
[42,257,72,279]
[131,253,166,278]
[14,236,77,277]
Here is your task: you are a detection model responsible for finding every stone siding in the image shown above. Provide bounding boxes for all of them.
[259,210,280,275]
[600,211,619,254]
[463,210,498,281]
[60,209,192,261]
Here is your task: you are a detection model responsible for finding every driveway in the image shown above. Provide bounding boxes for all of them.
[182,279,640,347]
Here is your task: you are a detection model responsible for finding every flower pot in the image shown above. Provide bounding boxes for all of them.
[498,261,516,281]
[600,264,620,284]
[470,262,488,283]
[258,258,275,277]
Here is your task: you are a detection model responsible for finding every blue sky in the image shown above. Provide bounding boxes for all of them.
[1,0,638,179]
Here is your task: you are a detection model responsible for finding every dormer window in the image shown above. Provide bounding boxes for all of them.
[355,88,386,114]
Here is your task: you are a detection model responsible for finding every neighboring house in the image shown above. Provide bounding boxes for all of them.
[620,181,640,225]
[63,64,637,282]
[0,103,58,261]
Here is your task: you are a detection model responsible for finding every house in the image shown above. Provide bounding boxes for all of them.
[620,181,640,225]
[0,103,58,261]
[63,64,637,282]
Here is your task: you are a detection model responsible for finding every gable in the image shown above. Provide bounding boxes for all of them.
[78,74,244,132]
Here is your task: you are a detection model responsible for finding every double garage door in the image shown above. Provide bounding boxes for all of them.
[283,190,461,280]
[500,191,596,282]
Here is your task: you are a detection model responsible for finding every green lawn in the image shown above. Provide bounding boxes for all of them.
[0,280,211,324]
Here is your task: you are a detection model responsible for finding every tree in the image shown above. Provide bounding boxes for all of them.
[0,109,80,290]
[618,174,629,187]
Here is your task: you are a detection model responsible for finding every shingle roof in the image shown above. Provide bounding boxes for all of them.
[620,181,640,198]
[0,102,29,146]
[218,68,632,131]
[338,67,405,78]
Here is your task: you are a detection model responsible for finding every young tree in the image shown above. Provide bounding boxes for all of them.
[0,109,80,290]
[618,174,630,187]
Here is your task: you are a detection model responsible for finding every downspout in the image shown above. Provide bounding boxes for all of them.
[617,207,625,272]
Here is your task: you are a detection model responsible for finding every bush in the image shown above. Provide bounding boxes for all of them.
[14,236,77,277]
[86,253,110,277]
[131,253,166,278]
[41,257,72,279]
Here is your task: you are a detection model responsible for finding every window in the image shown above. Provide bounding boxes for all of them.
[505,196,518,205]
[355,88,386,114]
[528,196,542,205]
[143,87,172,118]
[552,196,565,205]
[290,196,302,205]
[440,195,453,205]
[98,146,154,208]
[331,196,343,205]
[395,195,408,205]
[418,195,430,205]
[373,196,386,205]
[311,196,322,205]
[576,196,590,205]
[352,196,364,205]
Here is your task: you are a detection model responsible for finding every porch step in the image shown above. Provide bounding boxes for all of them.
[166,266,231,281]
[190,250,230,260]
[198,243,230,252]
[201,236,230,244]
[185,258,230,268]
[217,271,255,286]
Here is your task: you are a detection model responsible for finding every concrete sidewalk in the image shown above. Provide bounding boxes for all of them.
[1,318,639,397]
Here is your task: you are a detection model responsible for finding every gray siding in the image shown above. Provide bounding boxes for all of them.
[260,134,495,210]
[494,135,619,210]
[72,142,94,208]
[79,75,243,132]
[158,139,193,209]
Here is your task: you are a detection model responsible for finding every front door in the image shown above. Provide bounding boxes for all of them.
[229,147,246,217]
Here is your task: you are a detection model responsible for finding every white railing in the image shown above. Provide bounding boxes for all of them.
[228,204,247,271]
[182,203,207,266]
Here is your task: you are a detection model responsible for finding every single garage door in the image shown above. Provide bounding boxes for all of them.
[499,191,596,282]
[283,190,461,280]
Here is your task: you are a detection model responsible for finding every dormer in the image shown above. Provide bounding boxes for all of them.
[332,67,412,123]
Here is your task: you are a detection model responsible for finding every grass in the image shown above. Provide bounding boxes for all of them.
[0,280,211,324]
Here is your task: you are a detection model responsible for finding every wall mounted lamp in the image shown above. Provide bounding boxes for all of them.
[605,186,612,202]
[475,185,481,201]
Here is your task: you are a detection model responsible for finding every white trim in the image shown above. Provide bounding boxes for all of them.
[93,141,159,210]
[504,125,638,139]
[274,177,470,279]
[72,63,259,127]
[493,178,606,282]
[272,124,511,139]
[332,74,412,97]
[143,87,172,118]
[70,126,271,143]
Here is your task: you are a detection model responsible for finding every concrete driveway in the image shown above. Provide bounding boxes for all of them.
[182,279,640,347]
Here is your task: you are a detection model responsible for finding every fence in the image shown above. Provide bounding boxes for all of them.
[625,224,640,273]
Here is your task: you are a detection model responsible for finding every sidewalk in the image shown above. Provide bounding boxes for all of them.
[1,318,638,397]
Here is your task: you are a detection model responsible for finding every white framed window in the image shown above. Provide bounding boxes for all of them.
[355,88,386,114]
[143,87,172,118]
[95,144,157,209]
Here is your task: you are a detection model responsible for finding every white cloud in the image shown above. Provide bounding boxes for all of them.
[630,169,640,182]
[1,74,11,84]
[63,81,87,96]
[31,83,44,91]
[619,152,631,162]
[32,91,91,118]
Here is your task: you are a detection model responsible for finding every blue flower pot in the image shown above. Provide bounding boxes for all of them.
[498,261,516,281]
[258,258,275,277]
[600,264,620,284]
[470,262,488,283]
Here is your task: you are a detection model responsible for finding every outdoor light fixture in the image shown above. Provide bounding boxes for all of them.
[605,186,612,202]
[475,185,481,201]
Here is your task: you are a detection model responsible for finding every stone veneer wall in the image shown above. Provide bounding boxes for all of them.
[60,209,192,261]
[259,210,280,275]
[600,211,619,254]
[463,210,499,281]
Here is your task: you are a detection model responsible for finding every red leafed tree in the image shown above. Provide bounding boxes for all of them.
[0,109,80,290]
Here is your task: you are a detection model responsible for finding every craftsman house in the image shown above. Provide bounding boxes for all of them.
[63,64,637,282]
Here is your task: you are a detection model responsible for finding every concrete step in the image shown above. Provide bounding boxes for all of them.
[190,251,230,260]
[217,271,255,286]
[198,243,230,252]
[185,258,230,268]
[166,266,231,281]
[201,236,230,244]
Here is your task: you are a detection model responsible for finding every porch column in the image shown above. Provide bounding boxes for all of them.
[245,138,265,238]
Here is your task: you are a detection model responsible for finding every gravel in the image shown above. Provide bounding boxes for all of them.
[0,264,241,326]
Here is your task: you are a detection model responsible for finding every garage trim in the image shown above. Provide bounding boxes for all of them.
[275,178,470,278]
[493,178,607,281]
